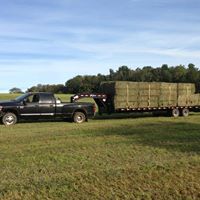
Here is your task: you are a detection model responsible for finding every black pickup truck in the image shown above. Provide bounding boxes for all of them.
[0,92,95,126]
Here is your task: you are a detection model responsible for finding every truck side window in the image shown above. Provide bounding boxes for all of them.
[39,93,55,103]
[26,94,40,103]
[32,94,39,102]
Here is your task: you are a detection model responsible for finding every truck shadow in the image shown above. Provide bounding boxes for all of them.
[18,118,72,124]
[93,121,200,154]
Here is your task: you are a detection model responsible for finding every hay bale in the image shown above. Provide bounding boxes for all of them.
[178,83,195,96]
[178,95,188,106]
[189,94,200,106]
[178,94,200,106]
[159,100,177,107]
[158,83,178,107]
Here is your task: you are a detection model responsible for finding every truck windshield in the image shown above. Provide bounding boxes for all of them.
[15,94,29,102]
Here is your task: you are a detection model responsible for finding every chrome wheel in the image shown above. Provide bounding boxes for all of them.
[181,108,189,117]
[73,112,86,123]
[2,113,17,126]
[172,108,180,117]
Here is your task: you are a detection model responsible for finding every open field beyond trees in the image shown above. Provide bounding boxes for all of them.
[0,93,73,103]
[0,94,200,199]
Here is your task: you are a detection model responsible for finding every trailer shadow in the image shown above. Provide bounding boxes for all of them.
[94,112,200,120]
[94,121,200,154]
[94,112,162,120]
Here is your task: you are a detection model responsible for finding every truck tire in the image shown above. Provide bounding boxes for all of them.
[73,112,86,123]
[2,112,17,126]
[181,108,189,117]
[171,108,180,117]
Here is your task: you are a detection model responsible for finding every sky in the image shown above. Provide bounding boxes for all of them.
[0,0,200,92]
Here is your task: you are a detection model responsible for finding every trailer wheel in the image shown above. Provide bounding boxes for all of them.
[171,108,180,117]
[181,108,189,117]
[2,112,17,126]
[73,112,86,123]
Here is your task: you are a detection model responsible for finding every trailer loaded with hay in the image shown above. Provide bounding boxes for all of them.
[71,81,200,117]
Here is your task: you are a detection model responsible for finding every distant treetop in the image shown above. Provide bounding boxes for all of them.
[9,87,23,94]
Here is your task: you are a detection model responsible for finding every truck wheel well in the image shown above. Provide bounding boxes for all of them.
[3,110,19,118]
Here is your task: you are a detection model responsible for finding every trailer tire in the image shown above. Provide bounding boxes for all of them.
[2,112,17,126]
[73,112,86,123]
[171,108,180,117]
[181,108,189,117]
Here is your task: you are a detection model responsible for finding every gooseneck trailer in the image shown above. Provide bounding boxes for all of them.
[71,81,200,117]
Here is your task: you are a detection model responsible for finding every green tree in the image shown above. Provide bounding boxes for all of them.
[160,64,172,82]
[114,66,132,81]
[9,87,23,94]
[186,63,199,83]
[139,66,154,81]
[171,65,187,82]
[27,84,67,93]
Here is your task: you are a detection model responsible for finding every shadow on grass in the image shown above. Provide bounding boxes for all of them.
[94,112,160,120]
[94,112,200,120]
[17,118,72,124]
[95,121,200,154]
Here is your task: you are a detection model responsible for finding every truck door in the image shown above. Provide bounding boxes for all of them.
[38,93,56,117]
[20,94,40,117]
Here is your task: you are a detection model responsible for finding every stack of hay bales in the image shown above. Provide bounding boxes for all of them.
[178,83,196,106]
[178,83,195,96]
[159,83,178,107]
[178,93,200,106]
[100,81,196,109]
[187,94,200,106]
[138,82,160,108]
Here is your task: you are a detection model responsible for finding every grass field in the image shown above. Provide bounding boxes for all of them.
[0,93,96,105]
[0,93,73,102]
[0,94,200,199]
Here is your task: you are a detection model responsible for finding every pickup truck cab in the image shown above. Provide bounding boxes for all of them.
[0,92,95,126]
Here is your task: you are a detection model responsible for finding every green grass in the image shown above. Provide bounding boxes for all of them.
[0,94,200,199]
[0,93,22,101]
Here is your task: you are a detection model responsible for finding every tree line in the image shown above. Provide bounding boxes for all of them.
[65,63,200,93]
[10,63,200,94]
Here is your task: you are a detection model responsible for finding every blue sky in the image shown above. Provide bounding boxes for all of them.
[0,0,200,92]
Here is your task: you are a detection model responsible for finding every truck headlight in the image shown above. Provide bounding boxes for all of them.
[0,106,3,111]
